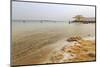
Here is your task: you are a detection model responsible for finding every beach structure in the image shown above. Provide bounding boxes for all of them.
[82,17,96,23]
[71,15,95,23]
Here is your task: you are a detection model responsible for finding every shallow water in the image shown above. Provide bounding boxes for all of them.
[12,22,95,65]
[12,22,95,37]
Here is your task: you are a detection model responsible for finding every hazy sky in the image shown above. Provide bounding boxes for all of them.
[12,1,95,21]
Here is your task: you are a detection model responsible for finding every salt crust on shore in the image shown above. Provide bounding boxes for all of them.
[45,36,95,63]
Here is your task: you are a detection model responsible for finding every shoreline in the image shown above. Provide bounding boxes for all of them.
[12,35,95,65]
[43,36,95,63]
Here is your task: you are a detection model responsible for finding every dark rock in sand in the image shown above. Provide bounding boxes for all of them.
[67,36,82,42]
[87,53,95,57]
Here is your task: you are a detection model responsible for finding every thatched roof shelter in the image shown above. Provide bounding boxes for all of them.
[72,15,95,23]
